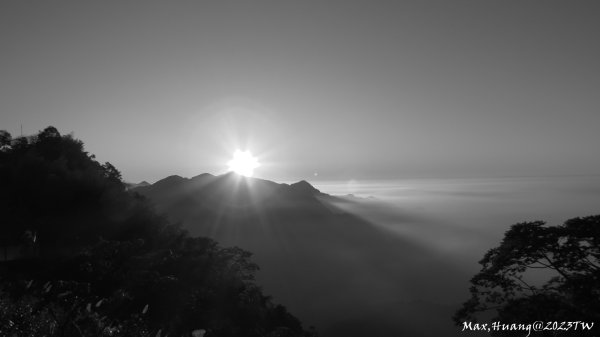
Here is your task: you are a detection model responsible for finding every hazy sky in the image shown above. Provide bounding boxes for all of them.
[1,1,599,182]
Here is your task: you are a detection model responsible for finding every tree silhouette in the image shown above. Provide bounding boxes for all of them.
[0,130,11,147]
[0,126,316,337]
[102,161,122,183]
[37,126,61,140]
[455,216,600,335]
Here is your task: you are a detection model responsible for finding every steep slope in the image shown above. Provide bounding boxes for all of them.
[135,174,467,337]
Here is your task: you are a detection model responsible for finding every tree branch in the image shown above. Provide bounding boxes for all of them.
[583,256,600,270]
[513,276,537,294]
[541,253,572,281]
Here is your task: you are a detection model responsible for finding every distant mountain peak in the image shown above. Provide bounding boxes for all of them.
[125,180,150,190]
[289,180,321,195]
[158,174,185,181]
[152,175,187,187]
[191,173,215,180]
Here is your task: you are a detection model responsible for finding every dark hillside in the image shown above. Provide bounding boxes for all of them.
[0,127,314,337]
[135,170,467,337]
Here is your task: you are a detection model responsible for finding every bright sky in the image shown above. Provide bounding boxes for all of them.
[1,1,599,183]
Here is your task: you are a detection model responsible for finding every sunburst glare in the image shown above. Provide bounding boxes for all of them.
[227,150,260,177]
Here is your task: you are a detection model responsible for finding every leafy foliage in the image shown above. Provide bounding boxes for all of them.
[0,279,153,337]
[455,216,600,335]
[0,126,158,254]
[0,126,315,337]
[0,130,11,148]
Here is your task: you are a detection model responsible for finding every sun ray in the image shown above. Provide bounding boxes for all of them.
[227,150,260,177]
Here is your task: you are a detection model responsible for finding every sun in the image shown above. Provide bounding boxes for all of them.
[227,150,260,177]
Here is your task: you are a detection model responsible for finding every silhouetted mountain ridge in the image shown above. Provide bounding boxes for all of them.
[141,173,322,197]
[135,173,330,218]
[134,173,465,337]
